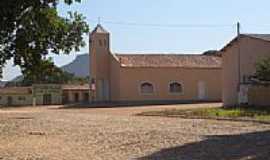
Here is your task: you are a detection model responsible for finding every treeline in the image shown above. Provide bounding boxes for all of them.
[5,60,89,87]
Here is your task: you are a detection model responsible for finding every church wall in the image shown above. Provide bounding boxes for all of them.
[89,24,222,103]
[116,67,221,102]
[109,54,121,101]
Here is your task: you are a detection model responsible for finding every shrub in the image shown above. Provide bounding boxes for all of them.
[255,58,270,81]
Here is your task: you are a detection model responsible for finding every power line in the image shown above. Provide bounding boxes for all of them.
[103,20,235,28]
[87,18,236,29]
[88,18,270,33]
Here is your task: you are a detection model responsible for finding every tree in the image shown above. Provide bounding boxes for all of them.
[71,75,89,84]
[202,50,221,56]
[255,58,270,81]
[0,0,89,78]
[21,58,65,85]
[19,59,89,86]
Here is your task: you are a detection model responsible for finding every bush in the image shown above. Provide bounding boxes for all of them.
[255,58,270,81]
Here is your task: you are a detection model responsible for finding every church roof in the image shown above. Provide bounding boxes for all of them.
[244,34,270,42]
[91,24,109,34]
[115,54,221,68]
[220,34,270,52]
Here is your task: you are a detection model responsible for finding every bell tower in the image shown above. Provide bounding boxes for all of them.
[89,24,111,102]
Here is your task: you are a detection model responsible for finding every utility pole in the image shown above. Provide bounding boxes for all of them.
[237,22,240,37]
[237,22,241,104]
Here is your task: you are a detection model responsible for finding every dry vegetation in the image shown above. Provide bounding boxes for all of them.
[0,103,270,160]
[137,106,270,123]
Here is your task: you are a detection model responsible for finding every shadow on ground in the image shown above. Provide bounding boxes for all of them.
[137,130,270,160]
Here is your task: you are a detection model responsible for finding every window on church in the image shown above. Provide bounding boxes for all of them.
[104,39,107,46]
[140,82,154,94]
[169,82,183,94]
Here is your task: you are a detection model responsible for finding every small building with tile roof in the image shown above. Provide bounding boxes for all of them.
[0,84,90,106]
[0,87,33,106]
[221,34,270,106]
[62,84,90,104]
[89,24,222,103]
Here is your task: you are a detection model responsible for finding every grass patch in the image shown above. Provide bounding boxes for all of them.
[137,106,270,122]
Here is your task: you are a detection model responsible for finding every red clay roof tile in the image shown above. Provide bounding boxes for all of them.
[115,54,221,68]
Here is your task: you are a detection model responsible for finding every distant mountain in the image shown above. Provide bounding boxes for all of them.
[9,54,90,83]
[61,53,89,77]
[11,75,24,82]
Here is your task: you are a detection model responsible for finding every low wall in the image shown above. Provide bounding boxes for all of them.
[248,85,270,106]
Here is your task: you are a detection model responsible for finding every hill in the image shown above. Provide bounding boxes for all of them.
[61,54,89,77]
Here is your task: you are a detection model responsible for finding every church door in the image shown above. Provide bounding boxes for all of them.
[97,79,109,102]
[198,81,207,101]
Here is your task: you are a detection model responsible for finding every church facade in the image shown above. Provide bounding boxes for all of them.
[89,24,222,103]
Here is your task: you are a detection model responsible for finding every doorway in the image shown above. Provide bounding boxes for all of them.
[97,79,109,102]
[62,92,69,104]
[83,92,89,103]
[198,81,207,101]
[43,94,52,105]
[74,93,79,103]
[7,96,13,106]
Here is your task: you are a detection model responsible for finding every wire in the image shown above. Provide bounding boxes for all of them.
[87,18,236,29]
[103,20,235,28]
[88,17,270,34]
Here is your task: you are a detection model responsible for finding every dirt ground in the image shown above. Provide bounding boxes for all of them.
[0,103,270,160]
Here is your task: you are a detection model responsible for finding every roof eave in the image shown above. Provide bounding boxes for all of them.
[220,34,270,52]
[119,65,221,69]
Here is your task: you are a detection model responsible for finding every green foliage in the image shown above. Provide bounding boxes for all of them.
[137,107,270,121]
[22,58,66,85]
[0,0,89,78]
[255,58,270,81]
[199,108,270,117]
[71,76,89,84]
[202,50,221,56]
[20,58,89,86]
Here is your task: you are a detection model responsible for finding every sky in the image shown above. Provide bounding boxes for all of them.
[2,0,270,81]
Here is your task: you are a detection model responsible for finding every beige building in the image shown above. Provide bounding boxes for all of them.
[62,84,90,104]
[221,34,270,106]
[0,84,90,106]
[0,87,33,106]
[89,24,222,103]
[32,84,63,105]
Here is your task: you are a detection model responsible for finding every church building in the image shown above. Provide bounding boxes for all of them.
[89,24,222,104]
